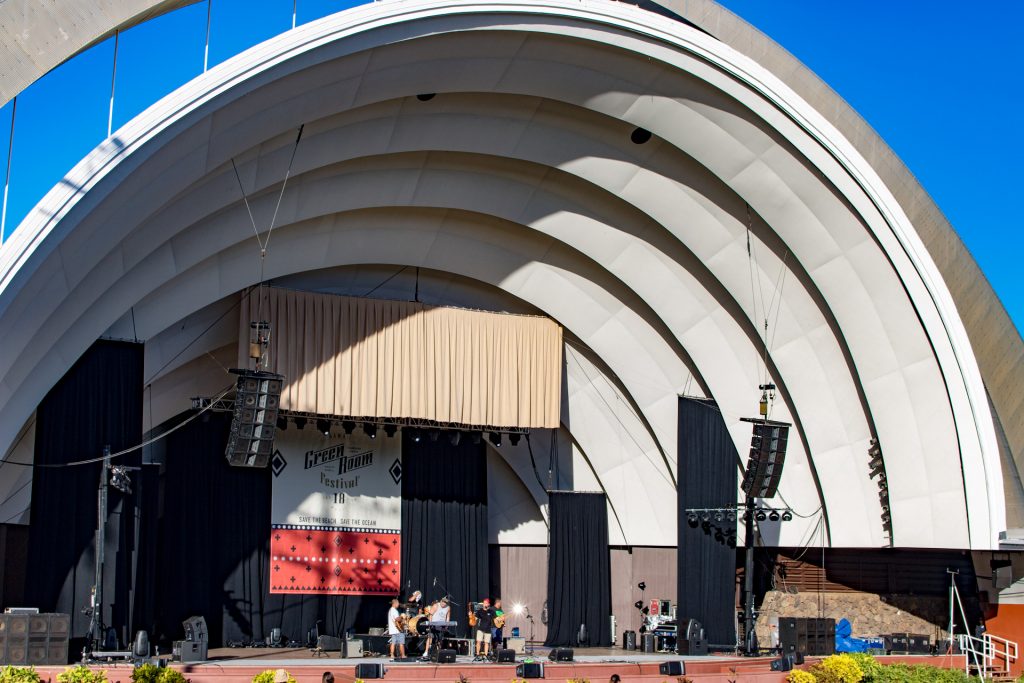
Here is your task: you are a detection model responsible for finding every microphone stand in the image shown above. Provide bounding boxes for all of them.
[524,608,536,656]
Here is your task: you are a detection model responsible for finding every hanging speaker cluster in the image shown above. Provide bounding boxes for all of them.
[225,369,284,467]
[739,418,790,499]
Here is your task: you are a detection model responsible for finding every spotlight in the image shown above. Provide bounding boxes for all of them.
[411,429,422,443]
[686,513,699,528]
[293,417,307,431]
[700,511,710,523]
[276,416,288,431]
[768,511,780,522]
[641,606,649,615]
[634,600,643,610]
[714,511,724,523]
[317,418,331,436]
[448,430,461,446]
[429,429,441,442]
[781,511,793,522]
[637,581,646,591]
[342,420,356,435]
[755,510,767,522]
[471,432,483,445]
[714,530,724,543]
[488,432,502,447]
[363,422,377,439]
[383,423,398,438]
[509,433,521,446]
[513,603,525,616]
[727,510,737,523]
[700,521,711,533]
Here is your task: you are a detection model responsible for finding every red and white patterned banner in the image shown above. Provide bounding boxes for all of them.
[269,430,402,595]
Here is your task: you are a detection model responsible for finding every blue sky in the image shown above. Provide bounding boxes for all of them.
[1,0,1021,333]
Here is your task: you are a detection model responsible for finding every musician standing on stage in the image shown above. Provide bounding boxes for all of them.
[491,598,505,650]
[387,598,406,660]
[473,598,495,660]
[419,597,451,660]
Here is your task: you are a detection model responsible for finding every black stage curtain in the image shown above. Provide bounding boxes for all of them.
[677,397,738,648]
[400,430,488,638]
[26,340,144,651]
[544,491,611,647]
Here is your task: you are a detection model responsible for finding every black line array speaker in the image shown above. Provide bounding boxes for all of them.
[779,617,835,657]
[355,663,385,679]
[225,370,284,467]
[658,662,685,676]
[496,648,515,662]
[0,613,70,665]
[516,663,544,679]
[548,647,574,661]
[740,420,790,498]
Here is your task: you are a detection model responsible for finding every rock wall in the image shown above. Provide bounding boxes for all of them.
[756,590,950,644]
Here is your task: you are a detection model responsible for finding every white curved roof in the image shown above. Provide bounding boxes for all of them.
[0,0,1010,548]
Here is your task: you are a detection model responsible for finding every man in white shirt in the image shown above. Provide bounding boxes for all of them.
[387,598,406,660]
[419,598,451,660]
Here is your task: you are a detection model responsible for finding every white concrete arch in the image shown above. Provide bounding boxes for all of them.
[0,0,1003,548]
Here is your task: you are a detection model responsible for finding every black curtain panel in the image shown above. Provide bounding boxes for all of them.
[677,396,738,649]
[544,491,611,647]
[153,411,388,647]
[26,339,144,651]
[400,430,489,638]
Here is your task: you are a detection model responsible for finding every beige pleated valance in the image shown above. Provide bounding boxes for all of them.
[238,288,562,428]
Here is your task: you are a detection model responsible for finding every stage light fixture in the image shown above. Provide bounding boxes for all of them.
[637,581,646,591]
[342,420,356,435]
[489,432,502,447]
[700,511,710,522]
[363,422,377,439]
[448,430,461,446]
[781,511,793,522]
[276,416,288,431]
[714,511,724,523]
[293,417,307,431]
[509,433,522,446]
[429,429,441,442]
[727,510,737,523]
[768,511,780,522]
[513,603,525,616]
[714,530,724,543]
[411,429,422,442]
[686,513,699,528]
[383,424,398,438]
[727,535,736,549]
[317,419,331,436]
[755,510,767,522]
[700,521,711,533]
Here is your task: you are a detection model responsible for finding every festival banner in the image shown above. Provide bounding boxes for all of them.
[269,429,402,594]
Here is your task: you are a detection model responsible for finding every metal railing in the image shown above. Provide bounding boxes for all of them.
[956,632,1018,679]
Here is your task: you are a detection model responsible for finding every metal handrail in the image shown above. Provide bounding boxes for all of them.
[957,632,1019,677]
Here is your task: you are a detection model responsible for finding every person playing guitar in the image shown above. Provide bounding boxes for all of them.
[492,598,505,651]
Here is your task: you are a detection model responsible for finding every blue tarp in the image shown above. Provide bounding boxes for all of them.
[834,618,885,653]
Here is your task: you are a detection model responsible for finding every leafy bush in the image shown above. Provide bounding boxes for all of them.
[786,671,817,683]
[252,671,296,683]
[159,669,188,683]
[57,667,107,683]
[0,666,41,683]
[131,664,160,683]
[810,654,863,683]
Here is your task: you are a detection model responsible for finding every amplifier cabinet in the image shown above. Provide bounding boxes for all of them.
[505,637,526,654]
[0,613,70,665]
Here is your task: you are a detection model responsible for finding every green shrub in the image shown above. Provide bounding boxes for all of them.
[252,671,296,683]
[0,666,41,683]
[57,667,107,683]
[131,664,160,683]
[810,654,863,683]
[786,671,816,683]
[158,669,188,683]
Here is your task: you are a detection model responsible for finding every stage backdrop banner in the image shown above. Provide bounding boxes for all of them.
[269,430,402,595]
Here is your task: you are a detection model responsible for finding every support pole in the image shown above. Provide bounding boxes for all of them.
[1,96,15,244]
[743,495,756,655]
[292,0,297,29]
[89,446,111,654]
[203,0,212,73]
[107,31,119,138]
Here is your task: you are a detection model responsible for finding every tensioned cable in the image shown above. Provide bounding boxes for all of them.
[0,383,233,469]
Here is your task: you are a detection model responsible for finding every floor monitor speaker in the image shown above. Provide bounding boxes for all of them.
[548,647,573,662]
[658,662,685,676]
[770,656,795,672]
[496,649,515,662]
[434,649,456,663]
[356,663,385,679]
[516,663,544,679]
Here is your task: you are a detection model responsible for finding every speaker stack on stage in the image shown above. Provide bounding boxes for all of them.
[0,612,70,665]
[356,663,385,679]
[621,630,636,650]
[173,616,209,662]
[516,662,544,679]
[779,617,835,657]
[740,420,790,499]
[225,369,284,468]
[677,619,708,656]
[547,647,574,662]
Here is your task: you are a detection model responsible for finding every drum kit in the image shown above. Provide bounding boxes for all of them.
[401,599,458,657]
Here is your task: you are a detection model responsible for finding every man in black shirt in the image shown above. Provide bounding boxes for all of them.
[473,598,495,660]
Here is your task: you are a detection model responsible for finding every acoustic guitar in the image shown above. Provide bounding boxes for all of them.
[468,607,478,628]
[494,613,506,628]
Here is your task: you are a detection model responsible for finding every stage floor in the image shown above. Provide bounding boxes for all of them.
[203,645,693,664]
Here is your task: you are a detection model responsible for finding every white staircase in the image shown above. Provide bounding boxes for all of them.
[956,632,1018,680]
